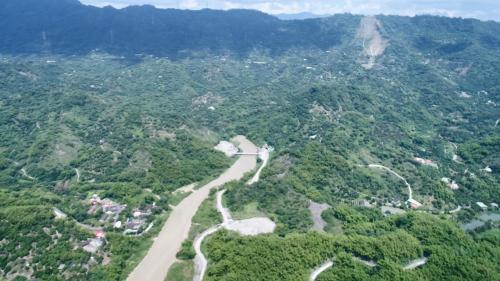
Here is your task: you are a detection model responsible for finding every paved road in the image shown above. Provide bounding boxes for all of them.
[126,136,257,281]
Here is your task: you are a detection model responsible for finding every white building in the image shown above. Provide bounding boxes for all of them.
[476,202,488,210]
[482,166,492,173]
[407,199,423,209]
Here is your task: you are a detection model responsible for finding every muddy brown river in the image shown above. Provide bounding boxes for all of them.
[127,136,257,281]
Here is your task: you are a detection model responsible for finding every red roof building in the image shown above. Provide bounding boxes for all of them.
[94,229,106,238]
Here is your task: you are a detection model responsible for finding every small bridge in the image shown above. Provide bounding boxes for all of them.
[235,152,259,156]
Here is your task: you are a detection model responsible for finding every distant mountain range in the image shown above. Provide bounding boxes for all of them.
[0,0,352,58]
[0,0,499,58]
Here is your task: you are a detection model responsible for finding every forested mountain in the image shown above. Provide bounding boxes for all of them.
[0,0,347,57]
[3,0,498,59]
[0,1,499,281]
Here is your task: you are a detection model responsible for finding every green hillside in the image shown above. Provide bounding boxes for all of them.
[0,4,499,281]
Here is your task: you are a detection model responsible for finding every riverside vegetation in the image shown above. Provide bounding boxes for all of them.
[1,1,499,280]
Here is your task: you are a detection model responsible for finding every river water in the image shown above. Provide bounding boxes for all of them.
[127,136,258,281]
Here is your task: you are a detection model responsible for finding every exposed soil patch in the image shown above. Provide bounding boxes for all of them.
[51,136,82,166]
[112,151,122,163]
[217,190,275,236]
[274,154,293,178]
[357,16,389,69]
[155,130,176,140]
[309,201,330,232]
[214,141,238,157]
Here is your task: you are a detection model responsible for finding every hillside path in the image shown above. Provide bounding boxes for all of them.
[368,164,413,200]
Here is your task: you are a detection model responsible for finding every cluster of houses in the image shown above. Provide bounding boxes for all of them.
[88,194,127,223]
[122,204,156,236]
[81,194,157,253]
[89,194,156,233]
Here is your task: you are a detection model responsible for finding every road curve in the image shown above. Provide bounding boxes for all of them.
[193,188,276,281]
[311,256,428,280]
[192,190,228,281]
[403,257,428,270]
[127,136,258,281]
[310,260,334,281]
[193,225,222,281]
[368,164,413,200]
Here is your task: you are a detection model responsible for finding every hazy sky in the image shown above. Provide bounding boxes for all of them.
[80,0,500,21]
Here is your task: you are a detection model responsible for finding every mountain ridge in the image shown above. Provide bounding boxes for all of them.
[0,0,347,58]
[1,0,499,58]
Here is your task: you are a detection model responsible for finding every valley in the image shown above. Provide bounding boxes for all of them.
[127,136,258,281]
[0,2,499,281]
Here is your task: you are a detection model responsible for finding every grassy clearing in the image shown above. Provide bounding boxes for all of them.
[169,191,192,206]
[165,261,194,281]
[322,210,344,235]
[188,192,221,240]
[232,201,266,220]
[174,191,221,270]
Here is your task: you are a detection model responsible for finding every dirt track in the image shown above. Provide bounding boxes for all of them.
[309,201,329,231]
[248,147,269,184]
[193,189,276,281]
[311,256,427,280]
[310,260,333,281]
[368,164,413,200]
[126,136,257,281]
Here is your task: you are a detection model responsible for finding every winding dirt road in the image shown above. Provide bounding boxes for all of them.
[310,260,334,281]
[193,225,221,281]
[20,168,35,180]
[310,256,428,280]
[74,168,80,182]
[193,188,276,281]
[248,148,269,185]
[127,136,257,281]
[368,164,413,200]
